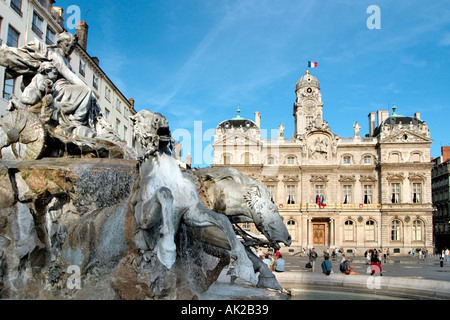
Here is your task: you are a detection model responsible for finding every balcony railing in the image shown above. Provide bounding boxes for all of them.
[279,202,432,210]
[279,203,382,210]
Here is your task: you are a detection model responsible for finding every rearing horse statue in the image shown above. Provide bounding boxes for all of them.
[129,110,257,285]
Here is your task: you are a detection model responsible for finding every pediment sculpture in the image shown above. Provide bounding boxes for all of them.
[308,136,329,159]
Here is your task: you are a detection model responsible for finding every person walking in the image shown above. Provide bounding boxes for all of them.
[445,248,449,262]
[309,248,318,273]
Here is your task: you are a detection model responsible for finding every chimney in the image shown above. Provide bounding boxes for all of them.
[175,142,182,160]
[128,98,135,108]
[186,152,191,168]
[442,146,450,163]
[76,21,89,50]
[414,112,421,120]
[368,112,376,136]
[255,111,261,128]
[377,110,389,126]
[91,57,100,65]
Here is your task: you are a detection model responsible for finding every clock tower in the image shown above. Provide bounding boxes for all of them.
[293,70,324,138]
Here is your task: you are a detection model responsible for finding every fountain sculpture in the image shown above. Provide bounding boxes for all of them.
[0,32,290,299]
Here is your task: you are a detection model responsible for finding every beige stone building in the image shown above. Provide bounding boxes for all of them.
[212,70,434,256]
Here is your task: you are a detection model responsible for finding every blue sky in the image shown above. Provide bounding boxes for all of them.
[57,0,450,166]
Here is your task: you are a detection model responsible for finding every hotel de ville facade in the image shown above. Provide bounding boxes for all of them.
[211,71,434,256]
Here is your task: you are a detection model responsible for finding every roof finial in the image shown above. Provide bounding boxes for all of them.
[232,105,243,120]
[392,103,397,115]
[306,70,310,75]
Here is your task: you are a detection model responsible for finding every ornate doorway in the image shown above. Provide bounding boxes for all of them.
[313,224,326,245]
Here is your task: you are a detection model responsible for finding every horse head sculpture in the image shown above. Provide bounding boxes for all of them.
[129,110,257,285]
[130,109,174,159]
[195,166,292,250]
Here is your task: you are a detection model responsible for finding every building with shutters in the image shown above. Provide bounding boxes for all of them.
[0,0,136,147]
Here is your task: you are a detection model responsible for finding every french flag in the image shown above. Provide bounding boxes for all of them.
[308,61,318,68]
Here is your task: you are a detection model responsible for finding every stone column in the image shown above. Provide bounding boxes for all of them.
[307,217,313,248]
[329,218,335,247]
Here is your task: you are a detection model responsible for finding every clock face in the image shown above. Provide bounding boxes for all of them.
[305,100,315,113]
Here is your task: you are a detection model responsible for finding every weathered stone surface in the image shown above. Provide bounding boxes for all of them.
[0,158,138,299]
[0,154,286,299]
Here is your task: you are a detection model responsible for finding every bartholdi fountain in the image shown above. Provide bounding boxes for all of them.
[0,32,291,299]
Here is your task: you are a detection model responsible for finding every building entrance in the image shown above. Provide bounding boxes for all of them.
[313,224,325,245]
[311,218,330,247]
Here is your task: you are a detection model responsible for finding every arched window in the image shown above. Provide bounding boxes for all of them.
[223,153,232,165]
[410,152,421,163]
[242,152,252,164]
[343,155,351,164]
[287,156,296,165]
[390,152,401,163]
[344,220,354,241]
[413,220,423,241]
[391,220,401,241]
[363,155,372,165]
[365,220,376,241]
[287,220,297,241]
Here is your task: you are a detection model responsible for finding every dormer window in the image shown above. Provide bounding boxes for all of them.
[343,156,351,164]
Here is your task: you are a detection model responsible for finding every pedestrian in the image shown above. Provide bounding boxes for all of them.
[340,254,346,264]
[418,249,423,262]
[309,248,318,272]
[340,257,359,275]
[262,254,272,269]
[275,250,281,259]
[387,248,390,261]
[445,248,449,262]
[321,255,333,275]
[274,254,285,272]
[365,250,370,265]
[257,248,264,259]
